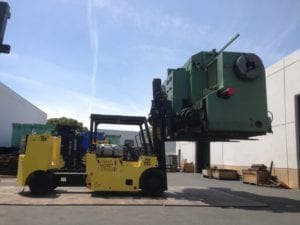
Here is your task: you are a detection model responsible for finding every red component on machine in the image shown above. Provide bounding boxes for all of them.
[217,87,236,99]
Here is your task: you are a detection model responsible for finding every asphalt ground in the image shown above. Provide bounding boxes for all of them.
[1,173,300,225]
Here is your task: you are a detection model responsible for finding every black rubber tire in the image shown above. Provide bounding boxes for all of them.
[51,174,60,191]
[140,169,165,196]
[28,171,54,195]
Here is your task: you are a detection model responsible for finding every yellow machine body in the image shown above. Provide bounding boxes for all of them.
[17,134,161,194]
[85,153,159,192]
[17,134,65,186]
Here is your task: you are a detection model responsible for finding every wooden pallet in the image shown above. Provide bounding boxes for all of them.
[182,163,194,173]
[202,169,213,178]
[212,169,238,180]
[242,170,269,185]
[203,168,238,180]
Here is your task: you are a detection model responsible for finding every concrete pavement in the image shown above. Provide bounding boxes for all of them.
[1,173,300,225]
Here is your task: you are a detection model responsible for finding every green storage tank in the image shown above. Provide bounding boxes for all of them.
[11,123,55,147]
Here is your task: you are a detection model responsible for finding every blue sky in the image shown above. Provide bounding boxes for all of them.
[1,0,300,128]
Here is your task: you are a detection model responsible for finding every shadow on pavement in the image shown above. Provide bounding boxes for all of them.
[91,191,165,199]
[17,186,300,212]
[19,191,60,199]
[168,187,300,212]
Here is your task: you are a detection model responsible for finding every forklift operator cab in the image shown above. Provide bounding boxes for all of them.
[86,114,166,195]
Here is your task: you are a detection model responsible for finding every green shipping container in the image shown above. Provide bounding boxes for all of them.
[11,123,55,147]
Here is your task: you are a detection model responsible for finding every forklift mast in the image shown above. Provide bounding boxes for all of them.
[149,79,173,188]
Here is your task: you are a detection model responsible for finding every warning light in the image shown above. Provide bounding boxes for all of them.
[217,87,236,99]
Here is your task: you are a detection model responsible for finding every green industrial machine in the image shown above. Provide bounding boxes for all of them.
[152,34,272,141]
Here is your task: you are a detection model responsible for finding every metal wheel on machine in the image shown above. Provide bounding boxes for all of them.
[28,171,54,195]
[140,169,164,196]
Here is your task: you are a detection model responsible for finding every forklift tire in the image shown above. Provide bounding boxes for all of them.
[51,174,60,191]
[28,171,54,195]
[140,169,164,196]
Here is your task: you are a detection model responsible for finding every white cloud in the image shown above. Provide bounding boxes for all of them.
[91,0,210,41]
[0,68,148,129]
[132,10,209,38]
[87,0,100,113]
[1,52,89,92]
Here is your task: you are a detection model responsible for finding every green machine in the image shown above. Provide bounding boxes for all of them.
[156,34,272,141]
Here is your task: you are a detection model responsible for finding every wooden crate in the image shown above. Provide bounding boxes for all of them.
[212,169,238,180]
[202,169,213,178]
[242,170,269,185]
[182,163,194,173]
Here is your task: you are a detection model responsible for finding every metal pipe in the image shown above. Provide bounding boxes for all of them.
[135,134,140,147]
[139,125,148,154]
[206,33,240,68]
[219,33,240,53]
[145,122,154,155]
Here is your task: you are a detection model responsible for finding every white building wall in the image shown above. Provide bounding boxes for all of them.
[176,142,195,164]
[0,82,47,147]
[165,142,176,154]
[165,141,195,170]
[210,49,300,188]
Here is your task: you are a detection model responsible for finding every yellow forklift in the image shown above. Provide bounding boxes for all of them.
[17,114,167,196]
